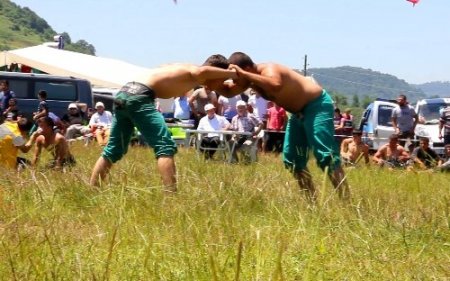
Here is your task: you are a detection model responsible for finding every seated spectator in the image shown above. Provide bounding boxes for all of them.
[340,130,370,166]
[197,103,230,159]
[438,144,450,171]
[89,102,113,146]
[373,134,410,169]
[229,100,263,163]
[265,103,287,153]
[31,117,75,170]
[62,103,90,140]
[410,137,441,169]
[0,117,33,170]
[3,98,20,121]
[172,94,191,120]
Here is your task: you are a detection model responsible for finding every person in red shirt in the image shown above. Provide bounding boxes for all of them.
[265,103,287,153]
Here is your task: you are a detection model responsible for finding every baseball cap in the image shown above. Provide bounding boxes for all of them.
[204,103,215,111]
[95,101,105,108]
[236,100,247,107]
[68,103,78,109]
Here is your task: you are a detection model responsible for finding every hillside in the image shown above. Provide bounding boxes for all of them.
[307,66,427,102]
[414,81,450,98]
[0,0,95,55]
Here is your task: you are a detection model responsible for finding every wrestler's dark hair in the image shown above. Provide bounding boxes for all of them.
[203,54,229,69]
[17,117,32,132]
[228,52,255,69]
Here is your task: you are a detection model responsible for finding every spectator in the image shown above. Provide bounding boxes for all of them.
[373,134,410,169]
[3,98,20,121]
[217,94,242,122]
[333,108,344,144]
[438,144,450,171]
[340,108,354,136]
[31,116,75,170]
[197,103,230,159]
[265,102,287,153]
[410,137,441,169]
[172,94,191,120]
[340,129,370,166]
[30,90,49,135]
[247,89,268,123]
[438,105,450,146]
[391,94,418,151]
[229,100,263,163]
[0,80,16,115]
[62,103,90,140]
[188,86,218,127]
[89,102,113,146]
[0,117,33,169]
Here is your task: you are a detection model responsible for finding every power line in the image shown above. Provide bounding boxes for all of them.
[309,71,422,94]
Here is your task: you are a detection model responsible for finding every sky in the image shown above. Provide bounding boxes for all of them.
[11,0,450,84]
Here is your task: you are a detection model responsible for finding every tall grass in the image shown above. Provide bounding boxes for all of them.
[1,142,449,280]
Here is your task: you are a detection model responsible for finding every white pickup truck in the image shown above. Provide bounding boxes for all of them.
[415,98,450,155]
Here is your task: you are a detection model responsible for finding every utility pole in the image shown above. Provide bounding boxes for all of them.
[303,55,308,76]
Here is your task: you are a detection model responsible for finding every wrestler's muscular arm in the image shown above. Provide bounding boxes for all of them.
[230,64,283,94]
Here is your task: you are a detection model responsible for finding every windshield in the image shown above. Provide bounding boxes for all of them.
[417,103,449,122]
[377,105,395,127]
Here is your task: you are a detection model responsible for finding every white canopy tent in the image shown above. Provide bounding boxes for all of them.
[0,45,175,112]
[0,45,151,88]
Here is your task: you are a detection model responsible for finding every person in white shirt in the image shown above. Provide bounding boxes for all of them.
[89,102,113,146]
[197,103,230,159]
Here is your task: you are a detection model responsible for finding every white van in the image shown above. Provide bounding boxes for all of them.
[359,99,397,151]
[414,98,450,155]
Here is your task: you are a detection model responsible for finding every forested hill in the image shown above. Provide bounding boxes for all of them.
[306,66,427,102]
[414,81,450,98]
[0,0,95,54]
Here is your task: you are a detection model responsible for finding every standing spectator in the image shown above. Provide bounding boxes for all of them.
[410,137,441,169]
[89,102,113,146]
[62,103,90,140]
[188,86,218,127]
[229,100,263,163]
[247,89,268,123]
[218,94,242,122]
[0,80,16,115]
[197,103,230,159]
[438,105,450,146]
[29,90,50,135]
[3,98,20,121]
[333,108,344,145]
[391,94,418,151]
[340,108,354,136]
[265,103,287,153]
[172,94,191,120]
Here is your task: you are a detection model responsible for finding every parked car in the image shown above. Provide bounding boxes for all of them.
[359,99,397,151]
[0,71,93,119]
[414,98,450,155]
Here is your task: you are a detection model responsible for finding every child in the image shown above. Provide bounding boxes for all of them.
[29,90,49,135]
[2,98,20,121]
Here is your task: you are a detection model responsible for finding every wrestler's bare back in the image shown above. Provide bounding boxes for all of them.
[254,63,323,113]
[133,64,235,100]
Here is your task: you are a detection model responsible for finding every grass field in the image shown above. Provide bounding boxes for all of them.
[1,142,449,280]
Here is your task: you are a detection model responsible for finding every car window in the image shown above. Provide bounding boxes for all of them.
[418,103,449,121]
[7,80,29,98]
[378,104,395,126]
[35,81,78,101]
